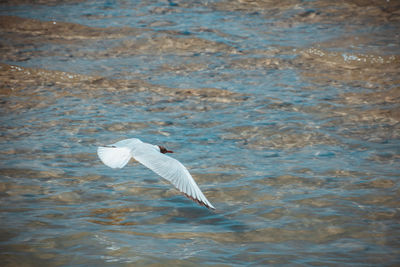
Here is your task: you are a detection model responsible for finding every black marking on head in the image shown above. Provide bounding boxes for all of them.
[158,145,173,154]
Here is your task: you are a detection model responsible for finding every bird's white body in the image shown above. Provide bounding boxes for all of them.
[97,138,215,209]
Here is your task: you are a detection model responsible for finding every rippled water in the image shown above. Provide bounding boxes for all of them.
[1,0,399,266]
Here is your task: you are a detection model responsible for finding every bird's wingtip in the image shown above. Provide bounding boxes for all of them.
[183,193,215,210]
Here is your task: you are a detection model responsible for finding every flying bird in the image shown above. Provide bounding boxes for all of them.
[97,138,215,209]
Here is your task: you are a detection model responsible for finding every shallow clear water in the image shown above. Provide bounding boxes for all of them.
[0,0,399,266]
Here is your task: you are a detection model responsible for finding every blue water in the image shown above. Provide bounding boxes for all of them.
[0,0,399,266]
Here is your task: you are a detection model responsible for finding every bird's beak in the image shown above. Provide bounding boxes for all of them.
[158,145,173,154]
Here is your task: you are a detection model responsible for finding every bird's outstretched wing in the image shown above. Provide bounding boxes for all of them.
[97,146,132,169]
[133,143,215,209]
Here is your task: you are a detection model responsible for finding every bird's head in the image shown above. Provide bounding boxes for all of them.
[158,145,173,154]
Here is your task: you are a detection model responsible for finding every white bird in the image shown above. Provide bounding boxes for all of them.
[97,138,215,209]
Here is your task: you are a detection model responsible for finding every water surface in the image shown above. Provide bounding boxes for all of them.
[0,0,399,266]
